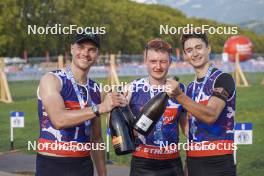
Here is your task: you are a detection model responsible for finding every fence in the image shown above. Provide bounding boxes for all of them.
[5,59,264,81]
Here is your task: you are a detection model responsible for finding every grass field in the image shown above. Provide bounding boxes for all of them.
[0,73,264,176]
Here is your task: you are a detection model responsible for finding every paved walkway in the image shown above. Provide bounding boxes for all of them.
[0,151,129,176]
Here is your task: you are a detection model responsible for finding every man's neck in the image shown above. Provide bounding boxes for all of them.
[195,62,211,79]
[70,63,89,85]
[148,76,166,86]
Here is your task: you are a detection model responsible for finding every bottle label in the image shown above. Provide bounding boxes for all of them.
[135,114,153,132]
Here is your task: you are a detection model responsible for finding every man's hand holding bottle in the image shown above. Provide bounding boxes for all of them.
[165,77,183,98]
[98,92,128,114]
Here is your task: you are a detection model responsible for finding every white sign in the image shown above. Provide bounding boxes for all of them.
[234,123,252,145]
[10,112,24,128]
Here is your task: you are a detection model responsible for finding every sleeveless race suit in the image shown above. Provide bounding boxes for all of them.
[36,69,100,176]
[186,68,236,176]
[129,77,185,176]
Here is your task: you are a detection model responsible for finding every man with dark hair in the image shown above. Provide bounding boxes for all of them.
[166,31,237,176]
[180,31,209,50]
[126,38,186,176]
[36,31,127,176]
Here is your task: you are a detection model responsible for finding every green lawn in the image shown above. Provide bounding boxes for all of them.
[0,73,264,176]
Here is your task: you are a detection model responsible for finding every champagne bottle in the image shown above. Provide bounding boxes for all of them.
[110,106,135,155]
[115,86,136,126]
[133,76,179,135]
[119,105,136,126]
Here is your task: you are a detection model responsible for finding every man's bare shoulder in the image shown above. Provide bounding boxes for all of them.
[39,72,62,95]
[41,72,61,85]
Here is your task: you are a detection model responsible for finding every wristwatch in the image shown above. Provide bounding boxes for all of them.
[92,104,100,117]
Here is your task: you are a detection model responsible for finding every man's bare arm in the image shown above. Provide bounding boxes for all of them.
[39,73,126,129]
[90,117,106,176]
[166,79,226,125]
[176,93,225,125]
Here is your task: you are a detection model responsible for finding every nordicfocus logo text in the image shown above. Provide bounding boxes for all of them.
[92,82,173,93]
[27,24,106,35]
[159,141,238,151]
[28,141,106,152]
[160,24,238,35]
